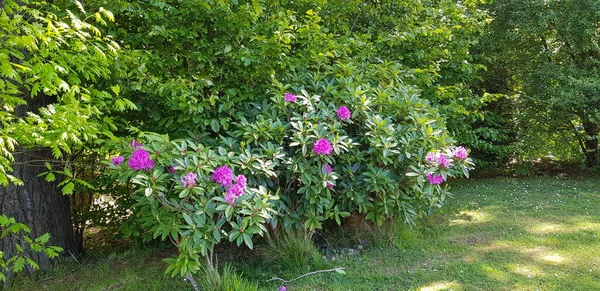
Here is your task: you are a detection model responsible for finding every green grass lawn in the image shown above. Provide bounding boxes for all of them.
[10,176,600,290]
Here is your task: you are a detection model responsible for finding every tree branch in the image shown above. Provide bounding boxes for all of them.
[266,267,346,286]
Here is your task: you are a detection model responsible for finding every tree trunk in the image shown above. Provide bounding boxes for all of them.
[583,121,599,168]
[0,148,77,270]
[0,96,77,284]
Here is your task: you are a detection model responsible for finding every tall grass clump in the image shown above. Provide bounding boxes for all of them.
[261,232,326,272]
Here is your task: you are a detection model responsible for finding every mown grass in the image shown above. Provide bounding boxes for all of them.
[9,176,600,290]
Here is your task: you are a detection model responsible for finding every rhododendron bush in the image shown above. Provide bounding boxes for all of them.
[227,62,474,231]
[104,135,279,276]
[105,63,473,278]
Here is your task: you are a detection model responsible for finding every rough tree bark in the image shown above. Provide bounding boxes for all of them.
[0,92,77,283]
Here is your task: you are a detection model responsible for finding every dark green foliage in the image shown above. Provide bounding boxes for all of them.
[476,0,600,167]
[90,0,488,142]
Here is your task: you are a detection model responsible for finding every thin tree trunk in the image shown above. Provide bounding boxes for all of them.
[582,121,599,168]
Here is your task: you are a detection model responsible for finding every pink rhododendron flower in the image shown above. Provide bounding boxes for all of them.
[326,183,334,189]
[426,152,438,164]
[168,166,176,174]
[236,174,247,188]
[224,175,247,205]
[325,164,333,174]
[181,172,197,188]
[224,191,238,205]
[129,139,143,149]
[111,156,124,165]
[279,286,287,291]
[454,146,468,160]
[212,165,233,187]
[438,154,451,168]
[426,173,445,185]
[284,93,297,102]
[128,149,154,171]
[337,106,351,120]
[313,138,333,155]
[226,183,244,198]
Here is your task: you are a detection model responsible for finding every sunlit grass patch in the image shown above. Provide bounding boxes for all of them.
[418,280,460,291]
[10,176,600,290]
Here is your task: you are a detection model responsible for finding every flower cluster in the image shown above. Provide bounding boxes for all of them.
[211,165,234,186]
[284,93,297,103]
[427,173,445,185]
[224,174,247,205]
[111,156,124,166]
[181,172,197,188]
[454,146,468,160]
[313,138,333,155]
[426,152,451,168]
[212,165,247,205]
[128,148,155,171]
[337,106,351,120]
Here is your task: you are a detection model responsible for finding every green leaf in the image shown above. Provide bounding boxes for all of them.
[62,182,75,195]
[44,172,55,182]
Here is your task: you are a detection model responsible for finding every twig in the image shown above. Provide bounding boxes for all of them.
[266,267,346,286]
[185,274,200,291]
[68,250,81,266]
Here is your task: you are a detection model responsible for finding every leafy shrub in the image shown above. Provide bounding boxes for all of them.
[104,134,279,278]
[0,216,62,284]
[228,62,475,233]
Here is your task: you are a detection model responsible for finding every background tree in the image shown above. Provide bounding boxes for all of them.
[476,0,600,167]
[87,0,488,142]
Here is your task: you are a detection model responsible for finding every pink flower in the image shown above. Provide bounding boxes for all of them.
[212,165,233,187]
[129,139,143,149]
[128,149,154,171]
[438,154,451,168]
[224,176,247,205]
[236,174,247,188]
[279,286,287,291]
[226,183,244,198]
[111,156,124,165]
[284,93,297,102]
[426,173,445,185]
[426,152,451,168]
[326,183,334,189]
[426,152,438,164]
[224,191,238,205]
[325,164,333,174]
[454,146,468,160]
[313,138,333,155]
[181,172,197,188]
[168,166,176,174]
[337,106,351,120]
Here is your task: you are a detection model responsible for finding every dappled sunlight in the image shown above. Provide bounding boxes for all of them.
[521,246,569,265]
[528,221,600,235]
[418,281,460,291]
[510,264,545,278]
[481,265,509,282]
[529,222,567,234]
[476,241,512,253]
[449,209,491,226]
[541,254,565,264]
